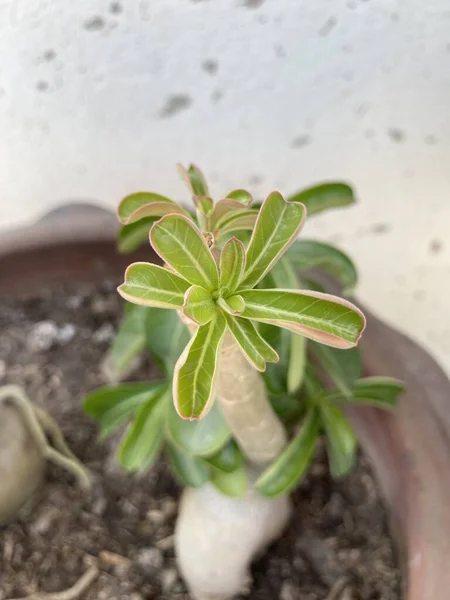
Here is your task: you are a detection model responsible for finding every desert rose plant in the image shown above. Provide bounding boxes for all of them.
[84,166,404,599]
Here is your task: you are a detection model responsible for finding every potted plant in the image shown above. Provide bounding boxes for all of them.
[1,166,450,599]
[83,166,404,599]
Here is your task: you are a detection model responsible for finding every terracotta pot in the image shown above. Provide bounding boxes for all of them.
[2,204,450,600]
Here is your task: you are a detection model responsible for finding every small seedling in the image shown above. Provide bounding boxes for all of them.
[84,165,404,599]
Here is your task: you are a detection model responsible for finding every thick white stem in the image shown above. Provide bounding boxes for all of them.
[175,473,291,600]
[217,332,287,463]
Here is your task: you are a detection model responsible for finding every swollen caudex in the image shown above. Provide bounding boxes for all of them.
[175,471,291,600]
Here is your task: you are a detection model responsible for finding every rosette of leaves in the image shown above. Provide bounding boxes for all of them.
[84,165,404,497]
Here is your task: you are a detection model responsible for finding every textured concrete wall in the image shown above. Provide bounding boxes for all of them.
[0,0,449,373]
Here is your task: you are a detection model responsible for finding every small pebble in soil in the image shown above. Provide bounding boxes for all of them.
[93,323,115,343]
[146,508,165,526]
[67,294,83,309]
[27,320,60,351]
[161,497,178,519]
[280,581,297,600]
[31,506,59,536]
[340,587,363,600]
[135,547,164,577]
[156,534,175,551]
[160,567,179,593]
[57,323,76,344]
[27,320,76,352]
[90,480,108,517]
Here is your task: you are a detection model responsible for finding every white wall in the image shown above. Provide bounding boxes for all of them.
[1,0,450,374]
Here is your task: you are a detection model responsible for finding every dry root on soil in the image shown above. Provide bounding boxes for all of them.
[7,565,99,600]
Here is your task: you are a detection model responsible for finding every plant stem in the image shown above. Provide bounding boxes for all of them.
[216,332,287,464]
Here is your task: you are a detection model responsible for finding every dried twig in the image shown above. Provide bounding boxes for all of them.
[99,550,130,568]
[8,565,99,600]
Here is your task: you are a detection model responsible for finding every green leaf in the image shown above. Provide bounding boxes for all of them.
[269,256,299,289]
[269,258,306,394]
[326,376,404,410]
[183,285,216,325]
[101,305,148,382]
[150,215,219,291]
[166,443,210,487]
[194,195,214,215]
[269,393,304,422]
[256,410,319,497]
[299,276,327,294]
[118,262,191,309]
[118,192,176,222]
[83,382,165,439]
[145,307,190,374]
[310,343,361,397]
[287,240,358,295]
[219,237,246,295]
[118,192,176,221]
[302,363,324,398]
[215,210,259,237]
[117,391,166,472]
[288,182,355,217]
[118,194,188,225]
[166,399,231,456]
[260,323,291,394]
[203,440,244,473]
[226,189,252,205]
[188,164,209,196]
[320,402,357,478]
[210,199,249,230]
[287,333,306,394]
[193,196,214,230]
[223,313,279,372]
[177,163,209,196]
[217,295,245,315]
[240,192,306,289]
[117,218,157,254]
[173,312,227,419]
[238,289,366,349]
[211,467,247,498]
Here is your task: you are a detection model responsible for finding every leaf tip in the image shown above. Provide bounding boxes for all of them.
[172,395,204,422]
[117,282,127,300]
[116,203,126,224]
[176,162,190,184]
[148,214,171,256]
[354,309,367,345]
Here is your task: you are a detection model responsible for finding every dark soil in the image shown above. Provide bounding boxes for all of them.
[0,282,401,600]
